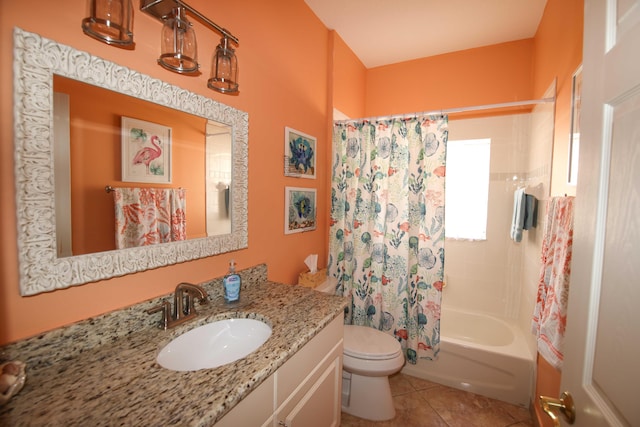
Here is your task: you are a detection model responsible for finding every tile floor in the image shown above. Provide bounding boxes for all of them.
[340,373,534,427]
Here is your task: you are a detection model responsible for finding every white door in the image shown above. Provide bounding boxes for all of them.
[557,0,640,425]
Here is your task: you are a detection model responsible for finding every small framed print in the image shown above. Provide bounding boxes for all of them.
[284,127,316,179]
[121,117,172,183]
[285,187,317,234]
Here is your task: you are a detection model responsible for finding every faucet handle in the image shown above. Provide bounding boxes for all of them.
[190,288,209,305]
[198,290,210,303]
[147,301,171,330]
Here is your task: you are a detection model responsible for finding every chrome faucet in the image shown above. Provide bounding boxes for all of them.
[147,283,209,330]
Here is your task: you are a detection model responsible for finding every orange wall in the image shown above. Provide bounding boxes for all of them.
[534,0,584,198]
[535,354,564,427]
[532,1,583,425]
[364,39,534,117]
[0,0,330,344]
[330,32,536,122]
[56,76,207,255]
[331,32,367,119]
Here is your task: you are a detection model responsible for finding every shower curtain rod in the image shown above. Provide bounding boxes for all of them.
[334,97,555,123]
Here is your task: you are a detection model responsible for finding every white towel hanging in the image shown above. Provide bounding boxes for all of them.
[510,187,526,242]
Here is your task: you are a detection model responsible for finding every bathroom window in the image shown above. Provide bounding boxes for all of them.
[445,138,490,240]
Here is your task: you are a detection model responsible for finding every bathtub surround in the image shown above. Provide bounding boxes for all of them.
[411,108,552,407]
[443,113,544,321]
[329,115,448,364]
[517,96,556,353]
[0,264,349,425]
[442,106,554,333]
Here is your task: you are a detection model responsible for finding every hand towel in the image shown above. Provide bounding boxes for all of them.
[523,194,538,230]
[510,188,526,242]
[113,188,186,249]
[531,196,575,370]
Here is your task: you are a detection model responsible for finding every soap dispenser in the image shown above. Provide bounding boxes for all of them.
[223,259,241,303]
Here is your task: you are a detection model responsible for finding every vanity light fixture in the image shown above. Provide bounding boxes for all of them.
[82,0,240,93]
[159,6,198,74]
[142,0,240,93]
[208,36,239,93]
[82,0,134,47]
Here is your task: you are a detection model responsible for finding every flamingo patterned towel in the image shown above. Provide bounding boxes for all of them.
[531,196,575,371]
[113,187,186,249]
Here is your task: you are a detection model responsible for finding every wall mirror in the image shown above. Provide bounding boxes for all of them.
[13,28,248,296]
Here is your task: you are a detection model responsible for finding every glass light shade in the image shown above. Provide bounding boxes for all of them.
[82,0,133,47]
[208,37,239,93]
[158,7,199,74]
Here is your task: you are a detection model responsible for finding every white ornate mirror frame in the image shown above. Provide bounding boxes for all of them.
[13,28,248,296]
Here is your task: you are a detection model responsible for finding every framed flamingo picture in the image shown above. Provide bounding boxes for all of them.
[121,117,172,184]
[285,187,317,234]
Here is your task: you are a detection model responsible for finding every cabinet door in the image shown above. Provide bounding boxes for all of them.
[214,375,274,427]
[278,354,341,427]
[276,316,343,407]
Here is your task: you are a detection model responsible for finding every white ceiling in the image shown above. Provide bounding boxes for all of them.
[304,0,548,68]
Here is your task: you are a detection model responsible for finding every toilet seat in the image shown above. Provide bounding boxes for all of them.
[343,325,402,360]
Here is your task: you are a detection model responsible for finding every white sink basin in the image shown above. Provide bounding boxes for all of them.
[157,318,272,371]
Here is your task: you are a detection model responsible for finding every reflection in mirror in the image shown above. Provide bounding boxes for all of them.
[52,76,232,257]
[205,121,232,236]
[13,28,248,296]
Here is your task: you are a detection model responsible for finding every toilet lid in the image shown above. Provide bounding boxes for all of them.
[343,325,402,360]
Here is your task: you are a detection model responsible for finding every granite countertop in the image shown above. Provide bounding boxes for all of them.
[0,265,348,426]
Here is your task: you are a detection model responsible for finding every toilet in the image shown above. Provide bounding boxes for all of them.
[315,278,405,421]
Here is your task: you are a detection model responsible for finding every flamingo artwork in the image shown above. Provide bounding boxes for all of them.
[132,135,163,175]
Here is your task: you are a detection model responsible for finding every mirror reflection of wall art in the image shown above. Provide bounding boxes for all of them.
[284,127,316,179]
[285,187,317,234]
[122,117,172,183]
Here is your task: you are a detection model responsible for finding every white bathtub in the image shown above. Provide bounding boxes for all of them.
[401,307,534,407]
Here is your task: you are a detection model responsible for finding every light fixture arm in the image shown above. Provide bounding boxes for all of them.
[140,0,238,45]
[174,0,238,44]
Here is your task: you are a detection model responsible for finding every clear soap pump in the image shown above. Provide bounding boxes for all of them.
[223,259,241,303]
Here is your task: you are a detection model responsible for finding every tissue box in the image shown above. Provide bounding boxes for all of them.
[298,268,327,288]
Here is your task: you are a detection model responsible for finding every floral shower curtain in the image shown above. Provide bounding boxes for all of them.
[328,115,448,363]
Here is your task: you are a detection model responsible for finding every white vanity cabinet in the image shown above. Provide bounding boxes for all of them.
[215,315,343,427]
